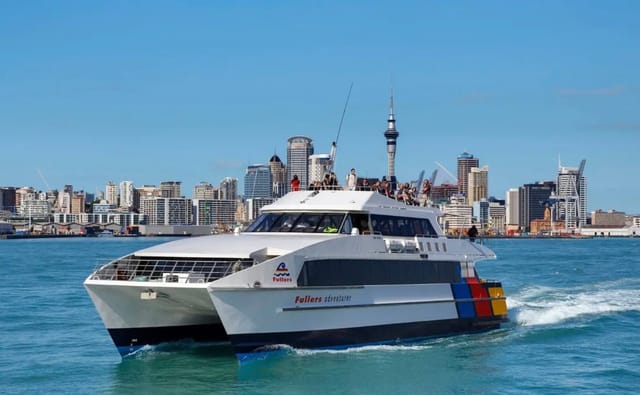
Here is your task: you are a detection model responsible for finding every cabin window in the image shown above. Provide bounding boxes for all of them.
[245,212,349,233]
[370,214,437,237]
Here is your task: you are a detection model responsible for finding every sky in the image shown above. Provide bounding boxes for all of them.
[1,1,639,214]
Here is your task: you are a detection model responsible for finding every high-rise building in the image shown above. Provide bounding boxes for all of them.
[505,188,520,228]
[308,154,332,186]
[141,197,191,225]
[269,154,287,198]
[193,182,217,200]
[71,192,86,214]
[192,199,237,226]
[287,136,313,192]
[219,177,238,200]
[556,163,587,229]
[467,166,489,206]
[0,187,17,213]
[519,181,555,232]
[160,181,181,198]
[384,91,399,189]
[244,164,272,199]
[119,181,134,209]
[105,182,118,206]
[58,185,73,214]
[457,152,479,198]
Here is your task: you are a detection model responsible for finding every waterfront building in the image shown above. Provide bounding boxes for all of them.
[519,181,555,232]
[193,182,217,200]
[488,201,506,235]
[457,152,479,198]
[141,197,191,225]
[0,187,17,213]
[556,163,587,229]
[467,166,489,206]
[53,212,146,227]
[244,164,272,199]
[105,182,118,206]
[160,181,182,198]
[119,181,134,209]
[18,199,51,218]
[219,177,238,201]
[269,154,287,198]
[192,199,237,226]
[308,154,332,186]
[286,136,313,192]
[591,210,626,227]
[384,91,399,189]
[505,188,520,233]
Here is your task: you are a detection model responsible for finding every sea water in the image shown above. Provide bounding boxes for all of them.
[1,237,639,394]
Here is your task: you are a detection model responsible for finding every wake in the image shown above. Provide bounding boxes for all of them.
[508,278,640,326]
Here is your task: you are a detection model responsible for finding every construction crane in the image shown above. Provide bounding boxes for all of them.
[326,82,353,175]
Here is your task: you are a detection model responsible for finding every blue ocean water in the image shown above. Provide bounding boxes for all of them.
[1,237,639,394]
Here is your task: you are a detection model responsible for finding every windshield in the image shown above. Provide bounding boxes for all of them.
[245,212,348,233]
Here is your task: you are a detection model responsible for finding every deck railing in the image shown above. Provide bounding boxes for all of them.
[90,256,254,283]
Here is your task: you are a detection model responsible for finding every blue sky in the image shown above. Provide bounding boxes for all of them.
[1,1,639,213]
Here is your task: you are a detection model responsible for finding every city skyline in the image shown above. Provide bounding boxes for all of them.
[1,2,639,213]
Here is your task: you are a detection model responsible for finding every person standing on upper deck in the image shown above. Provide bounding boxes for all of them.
[346,168,357,191]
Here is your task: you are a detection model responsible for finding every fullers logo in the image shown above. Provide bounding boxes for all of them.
[272,262,292,283]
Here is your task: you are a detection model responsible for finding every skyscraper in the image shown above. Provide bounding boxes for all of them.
[286,136,313,191]
[384,91,399,188]
[105,181,118,206]
[518,181,555,232]
[269,154,287,198]
[556,162,587,229]
[119,181,134,209]
[244,164,272,199]
[467,166,489,206]
[219,177,238,201]
[457,152,479,198]
[160,181,181,198]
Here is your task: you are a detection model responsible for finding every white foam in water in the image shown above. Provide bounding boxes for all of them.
[292,343,433,356]
[510,280,640,326]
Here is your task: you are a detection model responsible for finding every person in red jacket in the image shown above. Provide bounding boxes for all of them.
[291,175,300,191]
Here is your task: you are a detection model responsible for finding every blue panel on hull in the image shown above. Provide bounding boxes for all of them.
[456,302,476,318]
[451,283,472,299]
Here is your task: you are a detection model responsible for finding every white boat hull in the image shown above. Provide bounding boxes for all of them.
[85,280,227,355]
[209,282,507,360]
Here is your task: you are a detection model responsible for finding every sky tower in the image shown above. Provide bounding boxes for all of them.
[384,89,399,188]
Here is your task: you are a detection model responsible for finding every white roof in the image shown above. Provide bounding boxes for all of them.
[261,190,440,217]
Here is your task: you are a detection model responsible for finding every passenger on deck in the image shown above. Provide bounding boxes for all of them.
[346,168,357,191]
[291,175,300,191]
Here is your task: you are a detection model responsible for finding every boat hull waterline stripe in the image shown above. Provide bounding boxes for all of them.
[108,323,228,356]
[230,317,504,359]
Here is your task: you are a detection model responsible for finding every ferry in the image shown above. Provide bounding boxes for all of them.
[85,189,508,357]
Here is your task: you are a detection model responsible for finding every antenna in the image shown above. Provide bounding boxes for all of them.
[328,82,353,173]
